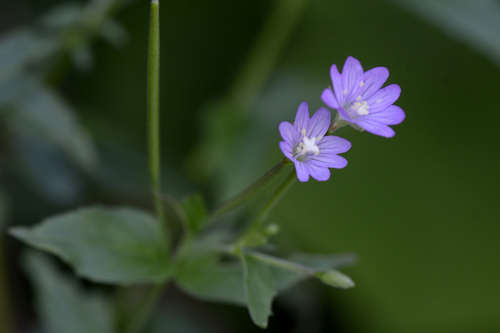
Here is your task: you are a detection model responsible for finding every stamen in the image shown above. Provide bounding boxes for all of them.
[356,95,361,101]
[301,129,306,136]
[376,99,383,103]
[352,101,369,116]
[359,81,364,87]
[343,89,348,95]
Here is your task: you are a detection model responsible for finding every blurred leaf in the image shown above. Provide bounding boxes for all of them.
[176,259,246,306]
[71,44,94,72]
[180,193,208,233]
[22,251,116,333]
[239,252,277,328]
[39,2,83,30]
[5,80,97,171]
[11,137,83,205]
[388,0,500,67]
[0,76,26,107]
[99,19,129,48]
[10,206,170,285]
[0,30,58,83]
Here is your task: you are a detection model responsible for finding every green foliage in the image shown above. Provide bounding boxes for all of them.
[5,80,97,170]
[180,193,208,233]
[23,251,116,333]
[239,252,277,328]
[176,258,246,306]
[10,206,171,285]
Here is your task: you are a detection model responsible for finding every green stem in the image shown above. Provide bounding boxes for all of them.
[211,158,292,219]
[245,250,315,275]
[147,0,168,244]
[123,283,168,333]
[240,170,297,243]
[123,4,167,332]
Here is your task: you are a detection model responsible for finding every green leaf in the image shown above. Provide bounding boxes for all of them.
[10,206,170,285]
[5,80,97,171]
[0,30,58,83]
[239,252,277,328]
[176,259,246,306]
[22,251,116,333]
[180,193,208,233]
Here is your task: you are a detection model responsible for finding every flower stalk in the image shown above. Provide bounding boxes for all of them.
[238,170,297,245]
[210,158,292,220]
[147,0,168,244]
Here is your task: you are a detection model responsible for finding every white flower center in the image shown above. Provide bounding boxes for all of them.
[295,129,321,157]
[350,96,369,116]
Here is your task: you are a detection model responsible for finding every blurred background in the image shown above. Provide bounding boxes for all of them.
[1,0,499,332]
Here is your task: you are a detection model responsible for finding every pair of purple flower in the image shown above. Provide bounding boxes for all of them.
[279,56,405,182]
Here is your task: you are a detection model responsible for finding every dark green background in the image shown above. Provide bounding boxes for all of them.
[4,0,500,332]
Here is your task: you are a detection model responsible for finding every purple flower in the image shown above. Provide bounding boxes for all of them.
[321,56,405,137]
[279,102,351,182]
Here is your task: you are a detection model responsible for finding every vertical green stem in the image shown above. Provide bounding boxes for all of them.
[148,0,168,244]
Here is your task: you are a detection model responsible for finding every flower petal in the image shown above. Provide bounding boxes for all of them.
[337,107,354,123]
[354,118,396,137]
[307,108,331,138]
[321,88,339,109]
[363,105,405,125]
[309,154,348,169]
[360,67,389,99]
[279,141,294,160]
[305,163,330,181]
[318,136,352,154]
[279,121,298,146]
[365,84,401,113]
[330,64,345,106]
[294,102,310,132]
[295,162,310,182]
[342,56,364,103]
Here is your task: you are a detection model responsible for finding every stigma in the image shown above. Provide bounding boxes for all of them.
[296,131,320,156]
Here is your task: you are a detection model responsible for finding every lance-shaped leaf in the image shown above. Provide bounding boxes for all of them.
[22,251,116,333]
[239,252,277,329]
[10,206,170,285]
